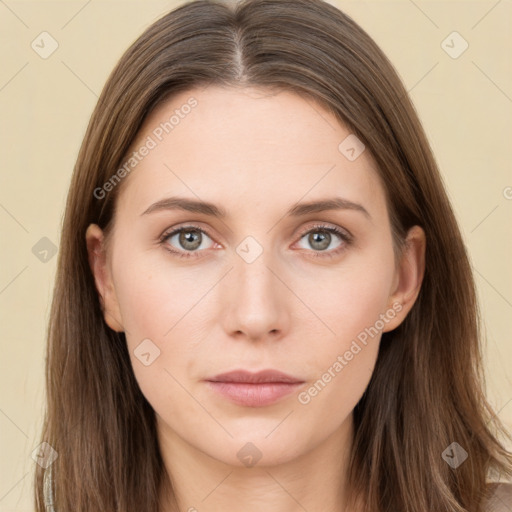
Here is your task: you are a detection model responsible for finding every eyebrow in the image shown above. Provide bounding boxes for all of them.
[141,196,371,220]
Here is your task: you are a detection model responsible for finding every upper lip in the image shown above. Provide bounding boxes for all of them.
[206,369,304,384]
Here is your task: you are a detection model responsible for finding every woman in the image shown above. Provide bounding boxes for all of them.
[34,0,512,510]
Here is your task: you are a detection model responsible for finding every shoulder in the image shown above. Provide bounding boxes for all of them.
[482,482,512,511]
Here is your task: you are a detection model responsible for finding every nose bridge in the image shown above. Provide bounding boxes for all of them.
[222,234,288,339]
[236,245,274,295]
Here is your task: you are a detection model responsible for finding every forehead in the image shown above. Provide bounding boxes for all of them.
[115,85,385,219]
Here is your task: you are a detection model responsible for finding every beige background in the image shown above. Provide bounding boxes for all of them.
[0,0,511,509]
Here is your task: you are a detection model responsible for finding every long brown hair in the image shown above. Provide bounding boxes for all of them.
[34,0,512,510]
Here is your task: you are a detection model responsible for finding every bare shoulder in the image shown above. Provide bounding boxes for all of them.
[482,482,512,511]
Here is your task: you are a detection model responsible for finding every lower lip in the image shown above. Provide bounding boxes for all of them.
[205,381,304,407]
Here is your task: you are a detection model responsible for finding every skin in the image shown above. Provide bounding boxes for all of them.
[86,85,425,512]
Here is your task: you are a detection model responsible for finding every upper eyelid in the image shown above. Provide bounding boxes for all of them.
[297,223,351,238]
[162,223,213,241]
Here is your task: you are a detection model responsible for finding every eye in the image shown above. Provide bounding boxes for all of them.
[159,222,353,260]
[295,223,352,258]
[159,224,215,259]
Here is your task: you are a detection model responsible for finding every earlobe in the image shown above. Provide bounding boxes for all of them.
[85,223,124,332]
[382,225,426,332]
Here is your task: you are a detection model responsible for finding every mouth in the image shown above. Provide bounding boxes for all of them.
[204,369,305,407]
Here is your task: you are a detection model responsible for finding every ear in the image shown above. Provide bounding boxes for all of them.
[382,225,426,332]
[85,223,124,332]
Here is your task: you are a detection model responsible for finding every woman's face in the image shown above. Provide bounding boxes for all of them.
[87,85,424,468]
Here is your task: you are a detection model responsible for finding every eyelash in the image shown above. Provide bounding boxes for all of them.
[158,223,353,260]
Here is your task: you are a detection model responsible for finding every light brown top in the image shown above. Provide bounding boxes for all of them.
[483,482,512,511]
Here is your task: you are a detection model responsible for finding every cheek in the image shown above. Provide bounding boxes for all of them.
[301,251,395,347]
[116,272,170,340]
[296,340,378,437]
[113,251,205,342]
[111,251,212,399]
[293,249,394,408]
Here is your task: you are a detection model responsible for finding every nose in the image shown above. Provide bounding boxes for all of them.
[220,247,291,342]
